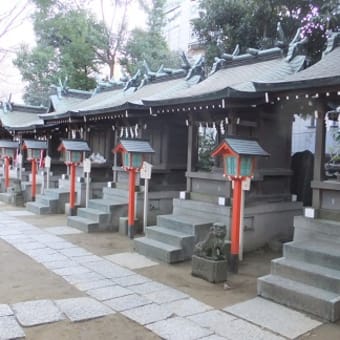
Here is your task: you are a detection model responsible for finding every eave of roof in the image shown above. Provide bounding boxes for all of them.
[254,46,340,92]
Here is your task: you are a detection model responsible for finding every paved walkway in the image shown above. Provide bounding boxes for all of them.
[0,208,331,339]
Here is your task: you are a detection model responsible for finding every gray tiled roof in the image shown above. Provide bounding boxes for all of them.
[0,105,45,129]
[74,78,185,114]
[254,46,340,91]
[41,75,188,121]
[23,139,48,150]
[143,56,305,105]
[0,140,19,149]
[225,138,270,157]
[60,139,90,151]
[119,139,154,153]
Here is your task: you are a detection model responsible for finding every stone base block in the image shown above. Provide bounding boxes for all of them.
[119,217,140,236]
[191,255,227,283]
[65,203,79,216]
[119,217,128,235]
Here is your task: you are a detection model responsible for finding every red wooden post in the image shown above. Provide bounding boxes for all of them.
[4,156,10,189]
[230,177,243,273]
[69,163,76,214]
[128,168,136,239]
[31,159,37,201]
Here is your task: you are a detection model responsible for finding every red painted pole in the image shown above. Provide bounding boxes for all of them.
[4,157,10,190]
[230,177,243,273]
[31,159,36,201]
[128,168,136,239]
[69,163,76,215]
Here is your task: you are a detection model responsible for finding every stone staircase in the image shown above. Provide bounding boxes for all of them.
[258,215,340,322]
[26,188,70,214]
[134,198,231,263]
[67,187,129,232]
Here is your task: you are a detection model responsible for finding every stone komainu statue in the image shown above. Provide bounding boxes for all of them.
[194,223,227,260]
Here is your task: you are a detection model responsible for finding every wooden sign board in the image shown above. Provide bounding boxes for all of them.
[45,155,51,168]
[83,158,92,174]
[140,161,152,179]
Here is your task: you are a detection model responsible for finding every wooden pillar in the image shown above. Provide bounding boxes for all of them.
[128,169,136,239]
[4,156,10,190]
[186,119,197,192]
[69,163,76,215]
[312,108,326,210]
[31,159,37,201]
[113,131,119,183]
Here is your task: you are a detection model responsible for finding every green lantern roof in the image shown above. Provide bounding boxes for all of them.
[224,138,270,157]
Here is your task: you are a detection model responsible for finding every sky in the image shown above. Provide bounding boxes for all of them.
[0,0,146,103]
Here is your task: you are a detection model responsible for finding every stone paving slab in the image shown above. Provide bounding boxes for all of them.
[83,260,134,278]
[59,247,92,258]
[113,274,151,287]
[48,241,77,250]
[23,247,57,257]
[145,287,188,304]
[0,316,25,339]
[30,234,63,244]
[129,281,168,295]
[188,310,285,340]
[55,297,114,322]
[43,259,77,270]
[200,335,227,340]
[45,226,83,235]
[104,294,152,312]
[33,253,70,264]
[73,255,102,264]
[0,229,23,236]
[15,241,46,251]
[75,279,114,291]
[60,271,105,285]
[5,210,36,216]
[104,252,158,269]
[121,303,174,325]
[223,297,323,339]
[0,304,13,317]
[163,298,213,317]
[53,265,91,276]
[12,299,65,327]
[146,316,214,340]
[1,235,33,243]
[87,285,133,301]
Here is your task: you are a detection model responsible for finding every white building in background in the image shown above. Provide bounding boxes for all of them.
[163,0,204,57]
[292,114,339,155]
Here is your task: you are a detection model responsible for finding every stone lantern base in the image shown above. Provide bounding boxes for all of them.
[191,255,228,283]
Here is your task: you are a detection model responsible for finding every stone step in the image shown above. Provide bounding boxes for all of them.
[43,188,69,199]
[145,226,195,258]
[157,214,213,238]
[25,201,50,215]
[294,216,340,243]
[284,240,340,271]
[258,274,340,322]
[271,257,340,294]
[67,215,100,233]
[102,187,129,199]
[77,207,111,225]
[134,237,184,263]
[88,198,127,213]
[35,195,58,206]
[173,198,230,219]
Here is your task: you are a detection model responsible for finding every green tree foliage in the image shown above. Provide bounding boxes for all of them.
[193,0,340,67]
[120,0,181,75]
[14,2,107,106]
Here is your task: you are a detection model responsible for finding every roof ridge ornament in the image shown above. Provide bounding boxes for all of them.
[185,55,205,84]
[285,28,308,62]
[323,31,340,56]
